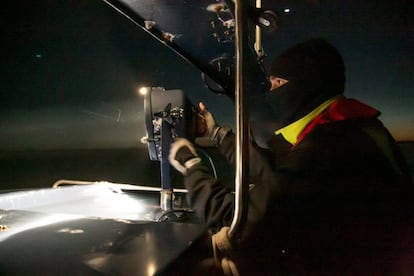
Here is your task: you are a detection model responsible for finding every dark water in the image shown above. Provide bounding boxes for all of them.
[0,147,161,190]
[0,146,233,190]
[1,142,413,190]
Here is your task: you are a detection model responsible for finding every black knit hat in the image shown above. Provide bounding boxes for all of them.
[270,38,345,95]
[260,38,346,129]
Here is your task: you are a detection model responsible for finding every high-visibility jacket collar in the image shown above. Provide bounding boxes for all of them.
[275,96,380,146]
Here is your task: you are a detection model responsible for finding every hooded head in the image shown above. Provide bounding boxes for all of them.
[266,38,345,127]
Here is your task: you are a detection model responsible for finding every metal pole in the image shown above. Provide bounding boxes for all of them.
[254,0,265,58]
[160,120,173,210]
[229,0,249,240]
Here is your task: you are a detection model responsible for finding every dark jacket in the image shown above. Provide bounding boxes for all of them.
[183,99,413,273]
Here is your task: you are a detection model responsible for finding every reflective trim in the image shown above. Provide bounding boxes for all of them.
[275,95,342,144]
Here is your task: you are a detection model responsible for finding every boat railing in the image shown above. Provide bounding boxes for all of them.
[52,179,188,193]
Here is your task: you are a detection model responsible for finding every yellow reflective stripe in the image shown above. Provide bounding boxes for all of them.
[275,95,342,144]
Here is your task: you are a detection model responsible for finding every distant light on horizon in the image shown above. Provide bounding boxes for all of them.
[284,8,290,13]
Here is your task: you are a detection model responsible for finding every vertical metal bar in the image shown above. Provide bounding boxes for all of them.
[160,121,172,191]
[229,0,250,240]
[160,98,173,210]
[254,0,264,57]
[160,122,173,210]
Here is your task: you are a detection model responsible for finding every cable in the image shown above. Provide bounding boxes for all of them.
[196,147,218,179]
[156,208,194,222]
[201,72,226,94]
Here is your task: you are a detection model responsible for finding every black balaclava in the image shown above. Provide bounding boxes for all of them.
[266,38,345,127]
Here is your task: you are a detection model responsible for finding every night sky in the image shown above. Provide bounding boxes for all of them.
[1,0,413,151]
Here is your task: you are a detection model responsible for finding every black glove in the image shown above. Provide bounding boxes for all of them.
[169,138,201,175]
[194,102,231,147]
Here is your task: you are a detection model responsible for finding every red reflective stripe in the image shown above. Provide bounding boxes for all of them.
[293,98,380,147]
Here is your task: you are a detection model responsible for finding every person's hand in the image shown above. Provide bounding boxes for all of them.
[188,105,207,138]
[168,138,201,175]
[195,102,231,147]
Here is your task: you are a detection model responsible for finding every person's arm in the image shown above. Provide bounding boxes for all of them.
[174,103,314,233]
[169,136,281,232]
[218,131,276,181]
[184,162,235,229]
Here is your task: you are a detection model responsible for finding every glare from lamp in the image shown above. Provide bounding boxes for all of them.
[139,86,150,96]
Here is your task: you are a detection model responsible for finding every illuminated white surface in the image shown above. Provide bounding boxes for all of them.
[0,184,160,221]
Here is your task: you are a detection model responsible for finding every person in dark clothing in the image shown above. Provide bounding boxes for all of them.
[168,38,414,274]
